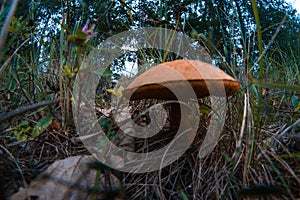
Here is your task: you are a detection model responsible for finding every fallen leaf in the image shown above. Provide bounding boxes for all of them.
[10,155,122,200]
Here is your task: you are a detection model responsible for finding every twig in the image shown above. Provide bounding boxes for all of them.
[0,144,27,187]
[276,119,300,139]
[0,99,59,122]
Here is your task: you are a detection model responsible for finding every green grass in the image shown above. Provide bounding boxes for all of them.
[0,0,299,199]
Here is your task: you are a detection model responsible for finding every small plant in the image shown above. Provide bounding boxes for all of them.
[59,18,96,130]
[10,120,32,141]
[9,116,52,141]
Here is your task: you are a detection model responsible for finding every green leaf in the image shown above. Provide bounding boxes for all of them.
[17,134,28,141]
[31,116,52,138]
[253,80,300,92]
[11,121,32,141]
[75,29,88,40]
[102,69,113,78]
[19,120,29,126]
[8,79,16,91]
[292,96,300,113]
[106,86,124,98]
[99,117,109,131]
[31,128,40,138]
[36,116,53,129]
[199,103,211,119]
[179,189,189,200]
[113,73,121,79]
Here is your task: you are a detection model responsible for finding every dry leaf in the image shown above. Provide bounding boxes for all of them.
[10,155,122,200]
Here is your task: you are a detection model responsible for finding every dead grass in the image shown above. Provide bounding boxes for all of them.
[1,93,299,199]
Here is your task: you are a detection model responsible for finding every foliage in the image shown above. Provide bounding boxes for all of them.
[31,116,53,138]
[8,116,52,141]
[9,120,32,141]
[0,0,299,199]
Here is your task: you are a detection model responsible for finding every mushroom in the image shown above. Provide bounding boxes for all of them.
[122,59,240,145]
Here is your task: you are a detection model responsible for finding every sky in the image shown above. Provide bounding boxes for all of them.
[286,0,300,13]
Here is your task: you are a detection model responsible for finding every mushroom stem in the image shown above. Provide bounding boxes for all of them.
[168,102,181,129]
[168,101,196,143]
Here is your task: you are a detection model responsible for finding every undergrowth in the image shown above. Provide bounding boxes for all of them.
[0,0,299,199]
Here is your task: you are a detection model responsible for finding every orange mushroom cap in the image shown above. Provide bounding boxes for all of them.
[123,60,240,100]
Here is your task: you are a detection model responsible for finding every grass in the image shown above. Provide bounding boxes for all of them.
[0,0,299,199]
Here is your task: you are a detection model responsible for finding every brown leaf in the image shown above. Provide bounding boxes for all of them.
[10,155,121,200]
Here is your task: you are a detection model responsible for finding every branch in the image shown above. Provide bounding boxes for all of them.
[0,99,59,122]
